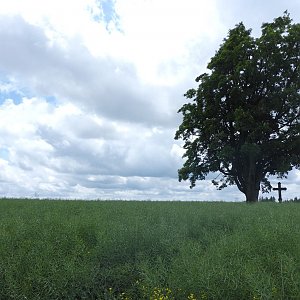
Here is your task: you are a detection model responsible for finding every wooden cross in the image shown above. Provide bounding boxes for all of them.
[273,182,287,203]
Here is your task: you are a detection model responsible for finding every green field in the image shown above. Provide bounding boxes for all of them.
[0,199,299,299]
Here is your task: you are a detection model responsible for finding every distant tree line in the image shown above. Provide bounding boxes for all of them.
[259,196,300,202]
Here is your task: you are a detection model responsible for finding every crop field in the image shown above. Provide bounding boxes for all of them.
[0,199,299,299]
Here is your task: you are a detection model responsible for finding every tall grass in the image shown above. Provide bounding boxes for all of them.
[0,199,299,299]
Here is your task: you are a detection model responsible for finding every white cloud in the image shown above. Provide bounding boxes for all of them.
[113,0,224,83]
[0,0,299,201]
[0,97,189,199]
[0,14,184,127]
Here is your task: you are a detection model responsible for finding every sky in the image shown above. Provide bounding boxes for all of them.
[0,0,299,201]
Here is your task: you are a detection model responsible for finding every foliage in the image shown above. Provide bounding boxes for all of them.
[0,199,300,299]
[175,12,300,202]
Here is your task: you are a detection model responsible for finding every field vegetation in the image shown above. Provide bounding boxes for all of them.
[0,199,299,299]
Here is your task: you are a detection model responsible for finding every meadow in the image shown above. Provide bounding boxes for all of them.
[0,199,299,300]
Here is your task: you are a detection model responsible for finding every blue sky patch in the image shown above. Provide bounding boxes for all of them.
[0,148,9,161]
[98,0,121,32]
[0,76,58,105]
[44,95,57,104]
[0,75,27,105]
[0,89,23,105]
[101,0,115,24]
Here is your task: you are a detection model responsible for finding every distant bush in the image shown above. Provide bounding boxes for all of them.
[285,197,300,202]
[259,196,276,202]
[259,196,300,202]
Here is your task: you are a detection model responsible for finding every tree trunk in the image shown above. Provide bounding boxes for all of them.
[245,184,260,202]
[245,156,260,202]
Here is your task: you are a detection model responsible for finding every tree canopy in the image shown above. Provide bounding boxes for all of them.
[175,12,300,202]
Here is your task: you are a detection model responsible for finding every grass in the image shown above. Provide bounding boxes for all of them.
[0,199,299,299]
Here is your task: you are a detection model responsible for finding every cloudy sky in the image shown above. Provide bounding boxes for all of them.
[0,0,299,201]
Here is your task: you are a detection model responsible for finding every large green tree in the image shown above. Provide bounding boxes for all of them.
[175,13,300,202]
